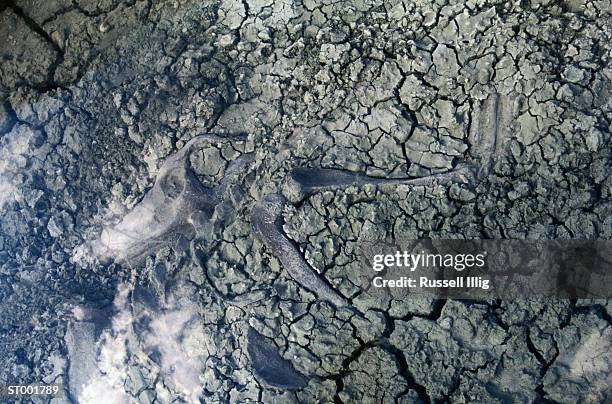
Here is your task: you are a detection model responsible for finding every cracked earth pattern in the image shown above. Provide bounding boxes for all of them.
[0,0,611,403]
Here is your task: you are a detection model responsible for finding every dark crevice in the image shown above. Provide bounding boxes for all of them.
[400,299,448,323]
[7,1,65,91]
[381,342,431,404]
[574,303,612,326]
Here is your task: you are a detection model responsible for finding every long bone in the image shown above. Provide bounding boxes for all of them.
[283,164,474,204]
[252,165,473,307]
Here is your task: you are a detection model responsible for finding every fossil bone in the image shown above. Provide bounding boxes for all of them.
[93,134,249,264]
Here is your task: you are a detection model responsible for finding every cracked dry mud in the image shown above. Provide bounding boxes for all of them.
[0,0,611,403]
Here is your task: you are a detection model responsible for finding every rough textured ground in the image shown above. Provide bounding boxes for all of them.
[0,0,611,403]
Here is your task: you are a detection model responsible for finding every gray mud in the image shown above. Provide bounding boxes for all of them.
[0,0,611,403]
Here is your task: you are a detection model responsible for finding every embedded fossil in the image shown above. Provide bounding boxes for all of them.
[246,327,308,390]
[283,165,474,204]
[92,134,249,264]
[469,92,516,165]
[252,194,349,307]
[3,1,610,401]
[253,165,474,307]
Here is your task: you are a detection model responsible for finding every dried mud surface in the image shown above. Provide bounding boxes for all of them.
[0,0,611,403]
